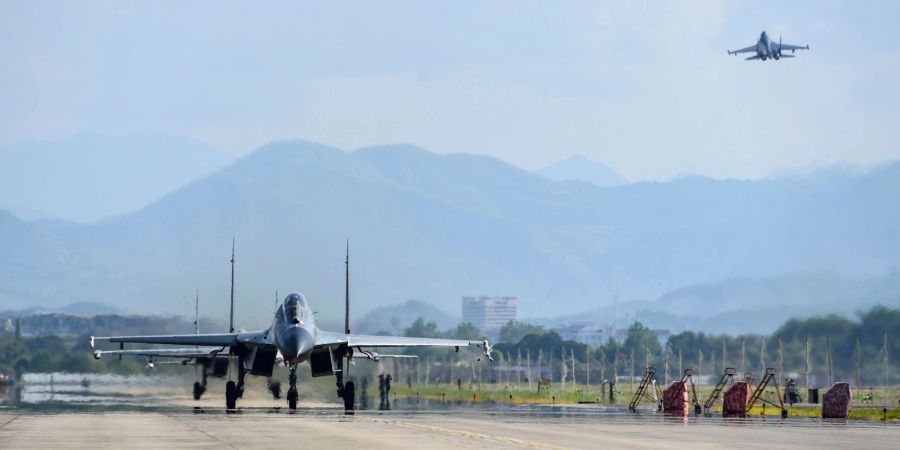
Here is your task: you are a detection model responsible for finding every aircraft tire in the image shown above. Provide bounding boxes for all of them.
[287,387,298,410]
[343,381,355,412]
[269,381,281,400]
[226,381,237,410]
[193,382,204,400]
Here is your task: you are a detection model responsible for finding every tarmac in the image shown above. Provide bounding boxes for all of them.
[1,374,898,449]
[1,406,898,449]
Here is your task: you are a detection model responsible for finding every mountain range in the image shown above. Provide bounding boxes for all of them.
[0,139,898,329]
[536,154,626,187]
[0,132,233,222]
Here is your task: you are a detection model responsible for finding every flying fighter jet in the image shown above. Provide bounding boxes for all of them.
[91,244,494,411]
[728,31,809,60]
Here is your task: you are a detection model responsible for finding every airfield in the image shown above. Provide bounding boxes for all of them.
[1,374,897,449]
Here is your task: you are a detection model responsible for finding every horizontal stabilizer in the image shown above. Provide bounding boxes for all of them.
[745,55,761,61]
[780,54,795,58]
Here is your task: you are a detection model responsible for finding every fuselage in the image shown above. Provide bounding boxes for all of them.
[271,292,318,365]
[756,31,771,60]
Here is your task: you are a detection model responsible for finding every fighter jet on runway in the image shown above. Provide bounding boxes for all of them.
[91,244,494,411]
[728,31,809,60]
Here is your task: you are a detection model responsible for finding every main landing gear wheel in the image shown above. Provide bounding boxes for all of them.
[343,381,355,412]
[268,381,282,400]
[225,381,237,411]
[193,381,205,401]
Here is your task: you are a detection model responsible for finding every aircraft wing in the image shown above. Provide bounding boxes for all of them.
[727,44,756,55]
[315,332,494,360]
[93,346,227,360]
[779,43,809,52]
[91,331,269,348]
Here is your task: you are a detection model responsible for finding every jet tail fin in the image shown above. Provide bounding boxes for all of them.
[745,55,761,61]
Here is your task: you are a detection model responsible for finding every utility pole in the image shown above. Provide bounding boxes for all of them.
[740,339,746,375]
[571,349,576,386]
[805,334,811,389]
[759,337,766,374]
[585,348,591,387]
[663,347,669,386]
[884,331,889,407]
[827,336,834,387]
[722,339,727,373]
[630,347,635,394]
[777,335,783,380]
[855,337,862,389]
[526,350,532,389]
[698,348,703,385]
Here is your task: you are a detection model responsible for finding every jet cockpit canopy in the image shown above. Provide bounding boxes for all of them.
[283,292,309,324]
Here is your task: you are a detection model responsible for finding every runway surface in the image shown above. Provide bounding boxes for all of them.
[2,373,898,449]
[1,405,898,449]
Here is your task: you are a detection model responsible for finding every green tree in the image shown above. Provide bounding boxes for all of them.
[452,322,483,340]
[498,320,545,344]
[623,321,661,364]
[404,318,444,338]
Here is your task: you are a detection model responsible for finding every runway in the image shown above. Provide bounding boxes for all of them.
[2,374,898,449]
[1,406,897,449]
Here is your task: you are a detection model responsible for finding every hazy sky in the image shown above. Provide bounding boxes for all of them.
[1,1,898,180]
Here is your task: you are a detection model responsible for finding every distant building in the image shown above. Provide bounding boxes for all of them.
[461,296,517,338]
[549,322,606,345]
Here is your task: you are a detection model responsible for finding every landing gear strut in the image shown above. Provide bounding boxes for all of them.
[287,365,298,410]
[236,361,246,399]
[335,359,355,412]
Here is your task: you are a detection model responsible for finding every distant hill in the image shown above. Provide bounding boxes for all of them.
[0,139,898,328]
[352,299,459,335]
[540,271,900,334]
[0,132,232,222]
[536,154,626,187]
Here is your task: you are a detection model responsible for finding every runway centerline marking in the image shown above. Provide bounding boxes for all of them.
[365,417,570,450]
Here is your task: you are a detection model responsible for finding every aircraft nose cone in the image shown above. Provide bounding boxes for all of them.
[280,327,314,363]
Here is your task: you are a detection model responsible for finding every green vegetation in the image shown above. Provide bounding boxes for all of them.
[499,321,545,345]
[665,305,898,383]
[0,334,148,378]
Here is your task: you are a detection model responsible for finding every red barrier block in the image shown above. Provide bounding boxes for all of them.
[663,381,689,415]
[723,381,749,417]
[822,382,852,419]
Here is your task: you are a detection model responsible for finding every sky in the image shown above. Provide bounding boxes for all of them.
[1,0,898,181]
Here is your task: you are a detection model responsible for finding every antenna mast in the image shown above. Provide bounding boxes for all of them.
[230,238,235,333]
[194,290,200,334]
[345,239,350,335]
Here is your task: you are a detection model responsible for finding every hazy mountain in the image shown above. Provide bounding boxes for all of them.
[536,154,626,187]
[0,139,898,328]
[353,299,459,335]
[0,132,233,222]
[540,271,900,334]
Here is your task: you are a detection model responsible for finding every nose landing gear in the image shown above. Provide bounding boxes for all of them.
[287,365,298,410]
